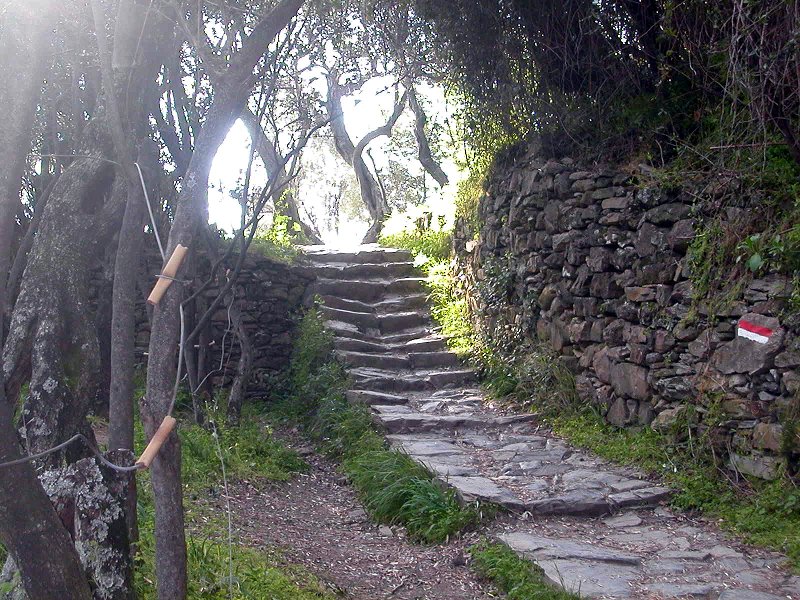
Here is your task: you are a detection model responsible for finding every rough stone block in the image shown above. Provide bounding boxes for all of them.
[712,313,784,375]
[752,423,783,452]
[610,361,650,400]
[728,453,785,480]
[625,286,656,302]
[590,273,623,299]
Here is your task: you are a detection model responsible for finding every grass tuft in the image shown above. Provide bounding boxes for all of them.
[470,541,580,599]
[345,449,481,543]
[180,405,308,490]
[379,227,453,267]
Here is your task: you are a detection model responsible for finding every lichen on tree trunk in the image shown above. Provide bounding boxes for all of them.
[3,148,120,459]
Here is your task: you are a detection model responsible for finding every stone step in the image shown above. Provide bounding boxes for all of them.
[498,532,643,598]
[312,261,417,280]
[334,335,449,355]
[314,279,385,303]
[303,246,412,264]
[336,350,411,370]
[386,277,427,295]
[394,336,448,353]
[409,351,461,369]
[321,306,378,330]
[325,321,434,345]
[375,294,429,313]
[325,320,381,341]
[321,294,428,314]
[334,338,389,353]
[373,406,537,435]
[320,293,428,314]
[350,368,476,392]
[379,311,428,334]
[524,486,672,517]
[345,389,409,406]
[379,327,436,344]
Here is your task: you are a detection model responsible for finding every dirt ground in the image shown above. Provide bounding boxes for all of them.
[211,434,497,600]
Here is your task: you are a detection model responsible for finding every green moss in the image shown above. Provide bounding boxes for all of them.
[470,541,580,599]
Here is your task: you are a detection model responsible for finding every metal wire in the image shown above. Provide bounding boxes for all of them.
[0,434,143,472]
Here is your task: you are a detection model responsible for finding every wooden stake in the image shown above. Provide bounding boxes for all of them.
[147,244,189,305]
[135,416,177,469]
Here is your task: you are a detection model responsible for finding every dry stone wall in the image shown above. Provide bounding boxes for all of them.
[454,143,799,480]
[135,251,315,397]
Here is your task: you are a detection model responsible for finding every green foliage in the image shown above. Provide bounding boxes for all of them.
[180,406,308,490]
[286,306,336,403]
[469,541,580,599]
[274,308,484,544]
[345,450,481,543]
[135,533,332,599]
[426,262,579,409]
[379,227,453,267]
[248,214,302,263]
[426,262,473,355]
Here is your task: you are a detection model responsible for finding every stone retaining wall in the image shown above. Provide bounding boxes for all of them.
[454,143,799,479]
[135,251,315,397]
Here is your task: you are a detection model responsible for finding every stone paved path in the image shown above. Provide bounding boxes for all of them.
[304,245,800,600]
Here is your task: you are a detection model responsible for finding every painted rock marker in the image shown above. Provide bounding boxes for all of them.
[737,318,775,344]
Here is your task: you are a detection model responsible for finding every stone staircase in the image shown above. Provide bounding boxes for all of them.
[303,245,800,600]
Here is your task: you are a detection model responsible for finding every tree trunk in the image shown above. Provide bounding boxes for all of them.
[0,1,54,336]
[39,450,136,600]
[140,3,305,597]
[239,109,322,243]
[226,300,253,427]
[3,154,120,458]
[0,390,93,600]
[326,77,404,242]
[108,144,157,542]
[0,5,117,598]
[406,85,449,187]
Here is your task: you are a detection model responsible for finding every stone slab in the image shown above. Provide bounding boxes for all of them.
[446,476,526,510]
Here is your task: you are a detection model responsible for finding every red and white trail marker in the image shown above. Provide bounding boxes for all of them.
[737,319,774,345]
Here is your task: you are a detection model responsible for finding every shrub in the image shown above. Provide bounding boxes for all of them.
[380,227,452,268]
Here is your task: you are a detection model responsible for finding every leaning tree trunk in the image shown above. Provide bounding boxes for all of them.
[239,109,322,243]
[0,387,93,600]
[140,3,304,598]
[326,77,404,243]
[406,84,449,187]
[0,1,55,332]
[3,148,121,459]
[0,4,108,598]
